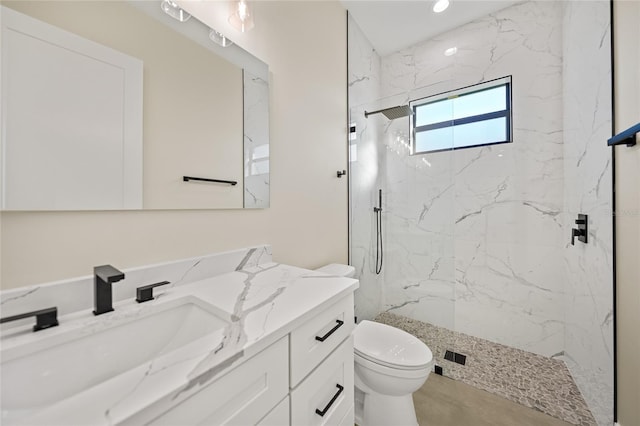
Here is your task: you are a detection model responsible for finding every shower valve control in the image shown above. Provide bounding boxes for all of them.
[571,214,588,246]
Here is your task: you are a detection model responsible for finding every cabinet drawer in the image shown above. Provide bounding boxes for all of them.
[148,337,288,426]
[291,336,354,426]
[290,294,354,387]
[257,396,289,425]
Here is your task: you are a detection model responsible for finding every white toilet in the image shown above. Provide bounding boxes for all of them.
[316,264,434,426]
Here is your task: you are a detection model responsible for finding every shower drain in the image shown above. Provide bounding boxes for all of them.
[444,349,467,366]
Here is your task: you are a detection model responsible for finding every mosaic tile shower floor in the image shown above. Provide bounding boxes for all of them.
[375,312,596,426]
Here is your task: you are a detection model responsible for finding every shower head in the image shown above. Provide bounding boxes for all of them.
[364,105,412,120]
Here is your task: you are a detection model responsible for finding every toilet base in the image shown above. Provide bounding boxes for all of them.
[355,386,418,426]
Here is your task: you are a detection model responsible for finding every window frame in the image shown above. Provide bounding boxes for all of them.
[410,76,513,155]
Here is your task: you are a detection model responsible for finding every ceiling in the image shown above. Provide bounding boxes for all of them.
[341,0,521,56]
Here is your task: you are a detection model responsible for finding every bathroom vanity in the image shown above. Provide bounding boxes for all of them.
[0,247,358,425]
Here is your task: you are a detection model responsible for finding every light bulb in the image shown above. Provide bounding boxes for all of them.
[229,0,255,33]
[160,0,191,22]
[433,0,450,13]
[444,47,458,56]
[209,29,234,47]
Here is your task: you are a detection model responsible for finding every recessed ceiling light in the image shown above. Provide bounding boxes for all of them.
[444,47,458,56]
[433,0,450,13]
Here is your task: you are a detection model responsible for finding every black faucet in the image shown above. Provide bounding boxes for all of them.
[0,307,59,332]
[93,265,125,315]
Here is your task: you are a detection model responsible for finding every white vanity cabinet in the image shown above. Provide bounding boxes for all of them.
[127,336,290,426]
[145,294,355,426]
[289,294,355,425]
[290,337,354,426]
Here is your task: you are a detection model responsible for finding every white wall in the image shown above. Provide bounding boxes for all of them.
[0,1,348,289]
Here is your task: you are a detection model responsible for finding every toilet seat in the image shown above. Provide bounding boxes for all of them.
[353,320,433,370]
[355,351,432,380]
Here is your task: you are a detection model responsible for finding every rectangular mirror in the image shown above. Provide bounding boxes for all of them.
[0,0,269,210]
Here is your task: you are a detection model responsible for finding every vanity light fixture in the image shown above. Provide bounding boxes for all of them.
[209,29,234,47]
[228,0,255,33]
[444,46,458,56]
[433,0,450,13]
[161,0,191,22]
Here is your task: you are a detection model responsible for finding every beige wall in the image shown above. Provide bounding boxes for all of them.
[613,0,640,424]
[0,1,348,289]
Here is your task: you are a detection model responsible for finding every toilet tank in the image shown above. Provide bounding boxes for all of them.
[315,263,356,278]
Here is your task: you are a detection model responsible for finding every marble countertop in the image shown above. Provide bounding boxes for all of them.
[1,262,358,425]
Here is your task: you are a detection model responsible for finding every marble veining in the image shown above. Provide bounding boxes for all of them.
[377,1,566,357]
[562,2,613,425]
[1,257,358,425]
[0,246,272,322]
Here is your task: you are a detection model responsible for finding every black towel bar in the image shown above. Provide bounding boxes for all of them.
[183,176,237,186]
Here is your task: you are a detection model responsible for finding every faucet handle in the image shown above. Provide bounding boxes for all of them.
[571,228,581,245]
[136,281,171,303]
[0,307,59,332]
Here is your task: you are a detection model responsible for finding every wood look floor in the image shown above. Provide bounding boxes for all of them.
[413,374,574,426]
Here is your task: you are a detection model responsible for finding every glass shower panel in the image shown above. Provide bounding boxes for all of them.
[348,99,387,322]
[349,94,457,349]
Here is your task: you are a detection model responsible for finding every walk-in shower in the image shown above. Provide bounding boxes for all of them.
[348,2,614,425]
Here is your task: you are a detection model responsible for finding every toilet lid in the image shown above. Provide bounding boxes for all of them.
[353,320,433,370]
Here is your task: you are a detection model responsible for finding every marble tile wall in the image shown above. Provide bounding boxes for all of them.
[379,1,566,357]
[348,15,384,321]
[0,246,272,322]
[561,2,613,425]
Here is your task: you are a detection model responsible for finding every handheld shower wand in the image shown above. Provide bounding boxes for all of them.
[374,189,383,274]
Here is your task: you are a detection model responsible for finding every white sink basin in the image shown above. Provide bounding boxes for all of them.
[0,297,229,416]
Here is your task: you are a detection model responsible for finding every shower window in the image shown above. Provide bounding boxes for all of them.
[410,76,512,154]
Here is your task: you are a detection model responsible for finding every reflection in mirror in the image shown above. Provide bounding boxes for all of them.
[0,0,269,210]
[243,70,269,208]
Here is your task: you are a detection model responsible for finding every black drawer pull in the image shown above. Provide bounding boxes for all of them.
[315,319,344,342]
[315,384,344,417]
